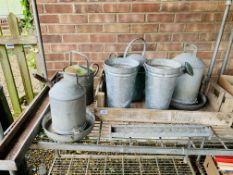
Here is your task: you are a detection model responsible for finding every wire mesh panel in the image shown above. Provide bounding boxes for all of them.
[48,155,195,175]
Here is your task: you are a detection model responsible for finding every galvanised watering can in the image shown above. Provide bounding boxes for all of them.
[64,51,99,105]
[172,43,205,105]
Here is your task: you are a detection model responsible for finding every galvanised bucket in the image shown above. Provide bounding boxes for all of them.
[104,58,139,108]
[144,59,183,109]
[124,38,146,102]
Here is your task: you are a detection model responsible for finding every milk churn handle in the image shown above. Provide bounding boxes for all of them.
[123,38,147,58]
[69,50,90,75]
[184,43,198,57]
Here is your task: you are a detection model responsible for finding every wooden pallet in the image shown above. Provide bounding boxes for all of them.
[94,70,233,127]
[207,80,233,113]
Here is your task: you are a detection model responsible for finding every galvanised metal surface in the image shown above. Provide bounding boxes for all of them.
[33,120,233,156]
[65,51,99,105]
[104,58,139,108]
[144,59,182,109]
[49,72,86,135]
[48,154,195,175]
[123,38,147,102]
[173,44,205,105]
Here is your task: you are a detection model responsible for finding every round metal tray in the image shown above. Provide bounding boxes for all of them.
[42,110,95,142]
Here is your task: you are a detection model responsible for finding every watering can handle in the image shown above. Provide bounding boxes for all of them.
[123,38,146,58]
[69,51,90,75]
[92,63,99,76]
[184,43,198,57]
[108,53,117,59]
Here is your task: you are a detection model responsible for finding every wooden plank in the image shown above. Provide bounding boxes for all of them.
[0,35,37,45]
[95,107,233,126]
[207,82,225,112]
[0,160,17,171]
[0,46,21,115]
[8,13,34,103]
[219,75,233,96]
[204,156,220,175]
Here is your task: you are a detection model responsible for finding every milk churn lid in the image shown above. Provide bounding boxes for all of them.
[49,72,85,101]
[174,44,205,69]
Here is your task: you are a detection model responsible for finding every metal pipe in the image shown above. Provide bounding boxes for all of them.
[219,28,233,76]
[207,0,232,80]
[37,142,233,156]
[31,0,48,78]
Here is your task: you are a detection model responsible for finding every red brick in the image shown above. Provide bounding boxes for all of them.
[75,4,103,13]
[48,25,75,33]
[147,14,174,22]
[161,2,190,12]
[145,52,168,59]
[199,33,217,41]
[39,15,59,23]
[190,2,225,12]
[90,34,116,42]
[45,4,73,13]
[78,44,104,52]
[51,44,76,52]
[42,35,62,43]
[89,14,116,23]
[118,14,144,23]
[104,44,126,52]
[145,34,171,42]
[63,35,90,42]
[43,44,51,52]
[160,24,185,32]
[176,14,204,22]
[172,33,198,42]
[186,24,215,32]
[37,4,44,13]
[130,43,156,52]
[40,25,47,33]
[77,25,103,33]
[131,24,158,33]
[103,4,130,13]
[157,43,182,51]
[46,53,66,61]
[44,0,57,2]
[104,24,130,33]
[132,4,160,12]
[59,15,88,24]
[47,70,57,78]
[117,34,144,42]
[194,43,212,51]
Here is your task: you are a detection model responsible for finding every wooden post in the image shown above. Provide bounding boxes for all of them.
[0,27,22,115]
[8,13,34,103]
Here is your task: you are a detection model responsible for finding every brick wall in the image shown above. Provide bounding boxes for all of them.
[36,0,233,77]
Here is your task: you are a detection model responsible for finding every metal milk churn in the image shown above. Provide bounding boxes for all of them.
[172,44,205,105]
[49,72,86,134]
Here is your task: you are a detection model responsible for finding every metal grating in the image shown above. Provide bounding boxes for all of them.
[48,154,195,175]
